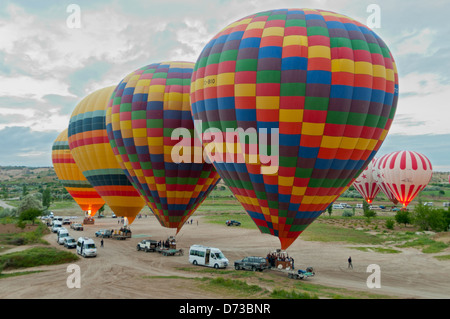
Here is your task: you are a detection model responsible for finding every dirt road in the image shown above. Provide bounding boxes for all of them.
[1,215,449,299]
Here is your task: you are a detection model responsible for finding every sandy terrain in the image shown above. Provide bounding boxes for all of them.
[0,215,449,300]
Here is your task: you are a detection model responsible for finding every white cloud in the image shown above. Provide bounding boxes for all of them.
[394,28,438,57]
[0,75,75,100]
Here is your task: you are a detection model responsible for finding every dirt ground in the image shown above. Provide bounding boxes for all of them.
[1,215,449,300]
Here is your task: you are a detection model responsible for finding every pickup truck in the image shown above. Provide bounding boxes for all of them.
[95,229,112,238]
[234,256,268,272]
[136,239,158,252]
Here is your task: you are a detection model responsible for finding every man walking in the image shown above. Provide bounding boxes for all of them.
[348,256,353,269]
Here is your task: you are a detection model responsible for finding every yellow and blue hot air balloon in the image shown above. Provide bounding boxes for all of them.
[68,86,145,224]
[52,128,105,216]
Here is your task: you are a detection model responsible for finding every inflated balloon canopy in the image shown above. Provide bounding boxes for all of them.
[52,128,105,216]
[190,8,399,249]
[68,86,146,224]
[106,62,221,233]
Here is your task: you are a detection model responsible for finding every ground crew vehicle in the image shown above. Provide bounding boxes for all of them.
[234,256,268,271]
[76,237,97,258]
[95,229,112,238]
[136,239,158,252]
[64,236,77,249]
[57,228,70,245]
[189,245,228,269]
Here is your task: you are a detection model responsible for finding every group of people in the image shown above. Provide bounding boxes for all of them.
[266,252,294,269]
[158,238,176,249]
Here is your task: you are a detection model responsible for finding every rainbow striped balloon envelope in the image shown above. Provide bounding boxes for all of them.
[52,129,105,216]
[68,86,146,224]
[190,8,399,249]
[106,61,220,232]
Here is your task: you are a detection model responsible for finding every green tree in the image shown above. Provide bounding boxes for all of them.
[412,203,447,232]
[19,208,42,225]
[42,188,51,208]
[22,184,29,197]
[395,210,412,227]
[327,205,332,217]
[17,194,43,215]
[362,201,376,221]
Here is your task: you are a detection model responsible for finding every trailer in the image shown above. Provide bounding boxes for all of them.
[157,247,184,256]
[287,267,315,280]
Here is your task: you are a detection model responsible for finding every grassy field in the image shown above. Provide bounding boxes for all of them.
[0,247,79,275]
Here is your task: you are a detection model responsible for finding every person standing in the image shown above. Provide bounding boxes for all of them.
[101,238,104,247]
[348,256,353,269]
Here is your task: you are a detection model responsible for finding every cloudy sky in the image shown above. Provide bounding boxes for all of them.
[1,0,449,171]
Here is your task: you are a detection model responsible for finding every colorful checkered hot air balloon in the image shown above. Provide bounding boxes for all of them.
[52,129,105,216]
[68,86,146,224]
[105,62,220,233]
[352,158,380,204]
[190,8,399,249]
[377,151,432,208]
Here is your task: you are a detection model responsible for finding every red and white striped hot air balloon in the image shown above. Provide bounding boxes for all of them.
[353,158,380,204]
[378,151,432,208]
[372,156,399,205]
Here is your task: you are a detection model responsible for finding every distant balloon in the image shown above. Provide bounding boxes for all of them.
[372,155,398,205]
[190,8,399,249]
[106,61,221,233]
[378,151,432,208]
[52,129,105,216]
[68,86,146,224]
[353,158,380,204]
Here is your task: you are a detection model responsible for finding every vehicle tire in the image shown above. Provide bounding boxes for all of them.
[137,246,140,251]
[214,264,219,269]
[235,265,240,270]
[193,260,198,265]
[145,248,149,252]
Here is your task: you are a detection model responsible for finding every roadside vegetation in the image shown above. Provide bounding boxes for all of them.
[0,247,79,278]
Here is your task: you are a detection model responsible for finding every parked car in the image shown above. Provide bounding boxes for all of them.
[226,220,241,226]
[72,223,84,231]
[356,204,363,209]
[136,239,158,252]
[62,218,71,225]
[234,256,268,272]
[64,236,77,249]
[95,229,112,238]
[392,207,401,212]
[332,204,344,209]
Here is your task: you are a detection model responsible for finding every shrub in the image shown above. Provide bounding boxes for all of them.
[412,204,448,232]
[395,210,411,226]
[342,210,354,217]
[385,219,395,230]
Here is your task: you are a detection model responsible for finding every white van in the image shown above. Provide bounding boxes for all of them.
[189,245,229,269]
[57,228,69,245]
[51,221,63,233]
[76,237,97,258]
[332,204,344,209]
